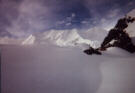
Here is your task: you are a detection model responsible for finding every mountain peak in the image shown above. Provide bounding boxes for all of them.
[22,35,35,45]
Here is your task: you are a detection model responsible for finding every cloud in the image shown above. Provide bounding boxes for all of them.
[88,7,123,30]
[127,1,135,6]
[0,0,134,38]
[55,13,76,28]
[81,21,89,24]
[1,0,64,37]
[65,23,72,26]
[84,0,111,6]
[0,0,21,30]
[107,9,120,18]
[71,13,76,18]
[5,0,55,37]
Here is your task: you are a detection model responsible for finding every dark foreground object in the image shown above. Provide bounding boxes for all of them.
[84,16,135,55]
[83,47,102,55]
[100,16,135,53]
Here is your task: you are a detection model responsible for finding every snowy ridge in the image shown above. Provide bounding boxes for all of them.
[23,29,107,48]
[22,35,35,45]
[35,29,92,47]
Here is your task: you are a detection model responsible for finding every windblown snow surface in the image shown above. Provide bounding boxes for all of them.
[1,9,135,93]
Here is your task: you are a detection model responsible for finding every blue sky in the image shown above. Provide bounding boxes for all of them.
[0,0,135,37]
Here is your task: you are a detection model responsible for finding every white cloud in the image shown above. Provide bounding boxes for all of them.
[128,1,134,6]
[107,9,120,18]
[56,20,65,25]
[56,13,76,27]
[5,0,55,37]
[99,17,118,30]
[81,21,89,24]
[65,23,72,26]
[84,0,111,7]
[71,13,76,18]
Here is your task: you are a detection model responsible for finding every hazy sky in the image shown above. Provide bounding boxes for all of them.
[0,0,135,37]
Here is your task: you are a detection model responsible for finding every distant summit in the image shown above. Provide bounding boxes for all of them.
[21,28,107,49]
[22,35,35,45]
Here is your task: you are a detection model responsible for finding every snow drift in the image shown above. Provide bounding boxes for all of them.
[1,45,135,93]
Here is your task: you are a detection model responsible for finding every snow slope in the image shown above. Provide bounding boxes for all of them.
[1,45,135,93]
[126,9,135,38]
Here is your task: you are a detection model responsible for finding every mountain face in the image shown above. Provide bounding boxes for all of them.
[22,35,35,45]
[35,29,95,47]
[22,28,107,48]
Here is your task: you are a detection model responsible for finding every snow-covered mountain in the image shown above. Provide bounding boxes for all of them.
[35,29,88,47]
[22,28,107,48]
[22,35,35,45]
[35,29,101,47]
